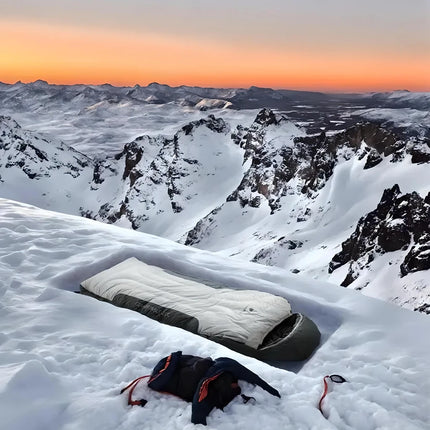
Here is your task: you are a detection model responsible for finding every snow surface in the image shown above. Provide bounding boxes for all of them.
[1,198,429,430]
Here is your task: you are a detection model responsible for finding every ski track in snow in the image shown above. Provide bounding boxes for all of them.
[1,198,429,430]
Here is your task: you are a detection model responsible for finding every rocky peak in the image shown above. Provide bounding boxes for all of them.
[147,82,170,90]
[329,185,430,286]
[342,122,401,156]
[114,140,145,183]
[409,137,430,164]
[0,116,91,180]
[375,184,402,218]
[30,79,50,88]
[181,115,228,136]
[254,108,279,126]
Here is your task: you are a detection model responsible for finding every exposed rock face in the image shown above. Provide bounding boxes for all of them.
[293,122,409,193]
[225,117,414,215]
[183,206,222,246]
[409,138,430,164]
[227,111,300,213]
[115,141,144,183]
[181,115,228,135]
[329,185,430,286]
[254,108,279,126]
[414,303,430,314]
[401,231,430,276]
[0,115,92,181]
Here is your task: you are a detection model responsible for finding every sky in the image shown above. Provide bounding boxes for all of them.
[1,0,429,91]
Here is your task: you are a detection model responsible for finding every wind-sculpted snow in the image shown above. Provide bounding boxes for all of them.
[0,198,429,430]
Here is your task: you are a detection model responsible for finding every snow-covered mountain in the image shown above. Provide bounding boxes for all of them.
[0,82,429,313]
[1,81,429,157]
[0,116,93,212]
[1,198,429,430]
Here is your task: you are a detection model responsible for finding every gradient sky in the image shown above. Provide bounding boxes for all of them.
[1,0,429,91]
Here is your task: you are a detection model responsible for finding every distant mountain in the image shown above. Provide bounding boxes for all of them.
[1,81,429,157]
[1,80,429,112]
[363,90,430,110]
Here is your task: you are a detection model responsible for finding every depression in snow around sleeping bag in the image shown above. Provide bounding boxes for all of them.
[80,257,320,361]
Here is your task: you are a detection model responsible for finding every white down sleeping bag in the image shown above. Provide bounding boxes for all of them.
[81,257,321,361]
[81,257,292,349]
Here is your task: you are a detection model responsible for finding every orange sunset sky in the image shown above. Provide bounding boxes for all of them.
[1,0,430,92]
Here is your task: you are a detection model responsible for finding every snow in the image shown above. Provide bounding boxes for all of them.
[1,197,429,430]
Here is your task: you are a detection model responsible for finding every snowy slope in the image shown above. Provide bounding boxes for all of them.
[90,116,248,237]
[0,198,429,430]
[0,116,94,212]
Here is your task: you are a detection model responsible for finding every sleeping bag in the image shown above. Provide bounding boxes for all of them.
[80,257,320,361]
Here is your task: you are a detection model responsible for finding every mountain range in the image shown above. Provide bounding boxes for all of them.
[0,81,429,313]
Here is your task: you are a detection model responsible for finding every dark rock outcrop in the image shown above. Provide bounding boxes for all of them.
[228,113,414,215]
[414,303,430,314]
[401,233,430,276]
[329,186,430,286]
[181,115,228,136]
[115,141,144,182]
[254,108,279,126]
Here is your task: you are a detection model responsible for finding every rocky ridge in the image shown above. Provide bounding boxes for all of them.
[0,116,91,181]
[329,185,430,282]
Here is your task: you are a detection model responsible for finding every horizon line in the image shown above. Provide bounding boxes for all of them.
[0,79,427,95]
